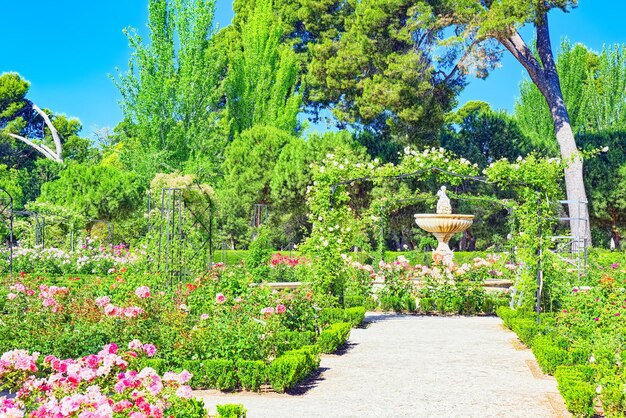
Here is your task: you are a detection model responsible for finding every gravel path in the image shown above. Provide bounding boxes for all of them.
[196,314,570,418]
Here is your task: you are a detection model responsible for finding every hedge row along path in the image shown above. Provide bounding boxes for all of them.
[197,314,571,417]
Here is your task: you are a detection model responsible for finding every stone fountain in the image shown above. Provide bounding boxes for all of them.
[414,186,474,263]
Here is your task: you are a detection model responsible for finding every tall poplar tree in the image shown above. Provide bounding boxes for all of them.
[114,0,226,181]
[225,0,301,136]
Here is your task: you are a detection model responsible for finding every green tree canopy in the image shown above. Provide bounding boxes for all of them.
[225,0,301,136]
[38,163,144,222]
[114,0,226,181]
[443,101,529,168]
[303,0,462,146]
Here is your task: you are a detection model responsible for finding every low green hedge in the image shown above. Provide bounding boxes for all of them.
[236,359,267,391]
[496,306,521,328]
[531,335,569,374]
[318,322,352,354]
[320,306,366,327]
[216,404,247,418]
[555,365,596,418]
[268,345,320,392]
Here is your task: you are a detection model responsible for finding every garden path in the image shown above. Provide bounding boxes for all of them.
[196,314,571,418]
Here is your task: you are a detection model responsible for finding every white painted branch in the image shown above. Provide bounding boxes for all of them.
[8,133,62,163]
[32,104,63,162]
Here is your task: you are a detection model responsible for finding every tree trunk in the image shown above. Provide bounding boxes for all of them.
[499,12,592,247]
[535,14,591,248]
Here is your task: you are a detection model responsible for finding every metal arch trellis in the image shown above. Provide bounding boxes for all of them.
[326,165,586,321]
[12,211,46,247]
[147,186,215,287]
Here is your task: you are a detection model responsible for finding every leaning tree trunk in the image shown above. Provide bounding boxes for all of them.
[499,12,592,247]
[535,15,592,248]
[549,98,591,249]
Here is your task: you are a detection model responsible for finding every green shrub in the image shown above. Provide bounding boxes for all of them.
[320,306,366,327]
[568,340,592,365]
[418,297,434,313]
[275,330,316,353]
[599,372,626,418]
[181,360,206,389]
[216,404,247,418]
[268,353,307,392]
[496,306,519,328]
[531,335,569,374]
[236,359,267,391]
[268,346,320,392]
[140,358,167,374]
[379,294,416,312]
[204,359,238,391]
[344,306,366,326]
[555,365,596,418]
[317,322,352,354]
[511,318,538,346]
[166,397,209,418]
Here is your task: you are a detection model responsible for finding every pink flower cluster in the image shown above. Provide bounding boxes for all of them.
[0,342,195,417]
[261,304,286,316]
[38,284,69,312]
[270,253,307,267]
[95,294,146,318]
[0,398,23,418]
[135,286,151,299]
[0,349,39,378]
[128,340,157,357]
[6,283,35,301]
[215,293,226,304]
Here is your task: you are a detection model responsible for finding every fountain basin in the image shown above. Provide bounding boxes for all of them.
[414,214,474,262]
[413,214,474,239]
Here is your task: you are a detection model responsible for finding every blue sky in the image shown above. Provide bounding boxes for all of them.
[0,1,624,138]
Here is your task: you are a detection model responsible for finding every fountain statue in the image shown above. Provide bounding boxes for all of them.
[414,186,474,263]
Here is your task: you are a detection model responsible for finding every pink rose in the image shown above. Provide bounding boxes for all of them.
[200,313,209,320]
[128,339,143,350]
[143,344,157,357]
[6,293,17,300]
[95,296,111,307]
[176,385,192,399]
[135,286,151,299]
[215,293,226,304]
[178,370,192,384]
[261,307,275,316]
[276,304,286,314]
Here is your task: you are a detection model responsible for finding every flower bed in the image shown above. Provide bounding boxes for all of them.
[0,268,361,396]
[343,254,514,314]
[498,262,626,417]
[2,241,143,276]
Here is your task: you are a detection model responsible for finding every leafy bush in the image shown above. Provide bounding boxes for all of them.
[318,322,352,354]
[268,352,312,392]
[531,335,569,374]
[555,365,596,418]
[216,404,247,418]
[236,359,267,391]
[181,360,206,388]
[320,306,366,327]
[205,359,238,391]
[511,318,539,346]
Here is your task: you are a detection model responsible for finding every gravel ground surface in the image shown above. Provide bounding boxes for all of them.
[196,314,570,418]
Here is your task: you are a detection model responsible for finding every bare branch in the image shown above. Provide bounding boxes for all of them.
[8,133,62,163]
[32,104,63,161]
